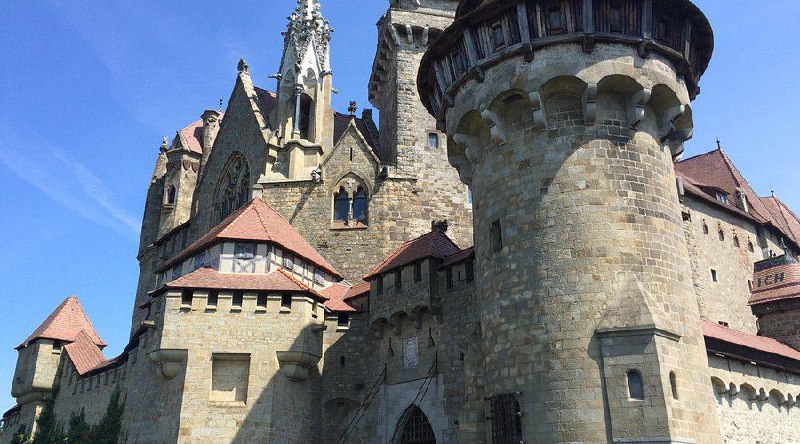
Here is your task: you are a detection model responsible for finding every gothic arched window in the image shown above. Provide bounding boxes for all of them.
[334,187,350,223]
[215,155,250,223]
[166,185,177,205]
[353,186,369,225]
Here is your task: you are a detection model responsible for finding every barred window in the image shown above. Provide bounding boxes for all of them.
[487,393,523,444]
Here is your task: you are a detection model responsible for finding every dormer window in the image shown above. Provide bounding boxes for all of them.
[194,250,209,270]
[314,269,325,285]
[715,192,728,204]
[283,253,294,270]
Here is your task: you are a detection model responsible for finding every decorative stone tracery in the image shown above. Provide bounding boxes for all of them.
[214,154,250,223]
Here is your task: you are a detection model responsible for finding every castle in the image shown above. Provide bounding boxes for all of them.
[3,0,800,442]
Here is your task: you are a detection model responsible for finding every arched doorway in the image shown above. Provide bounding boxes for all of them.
[397,405,436,444]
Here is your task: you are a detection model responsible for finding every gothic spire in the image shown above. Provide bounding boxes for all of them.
[280,0,333,76]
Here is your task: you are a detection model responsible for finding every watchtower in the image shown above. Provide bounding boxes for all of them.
[419,1,718,442]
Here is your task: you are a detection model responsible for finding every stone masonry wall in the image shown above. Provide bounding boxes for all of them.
[707,354,800,444]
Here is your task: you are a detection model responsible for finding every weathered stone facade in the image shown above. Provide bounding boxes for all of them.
[4,1,800,443]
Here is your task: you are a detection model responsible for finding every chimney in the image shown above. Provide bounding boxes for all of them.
[201,109,222,172]
[431,220,449,233]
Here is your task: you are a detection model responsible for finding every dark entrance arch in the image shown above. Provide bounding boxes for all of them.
[396,405,436,444]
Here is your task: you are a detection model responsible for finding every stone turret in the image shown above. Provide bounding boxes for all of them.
[200,109,222,174]
[750,254,800,350]
[419,0,718,442]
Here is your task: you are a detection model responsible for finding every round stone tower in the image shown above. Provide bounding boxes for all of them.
[419,1,719,442]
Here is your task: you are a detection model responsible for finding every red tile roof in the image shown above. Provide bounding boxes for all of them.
[365,230,461,279]
[439,246,475,268]
[320,282,357,312]
[254,88,278,123]
[64,330,107,375]
[676,148,800,246]
[333,112,378,152]
[178,119,205,154]
[748,256,800,305]
[160,198,339,277]
[345,281,370,299]
[159,267,318,294]
[702,319,800,363]
[17,296,106,351]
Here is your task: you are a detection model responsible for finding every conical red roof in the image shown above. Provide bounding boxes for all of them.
[17,296,106,350]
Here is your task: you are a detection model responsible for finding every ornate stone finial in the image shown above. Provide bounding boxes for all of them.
[237,58,249,73]
[219,97,224,112]
[160,137,169,152]
[348,101,357,116]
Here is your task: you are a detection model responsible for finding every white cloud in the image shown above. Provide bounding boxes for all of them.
[0,123,140,241]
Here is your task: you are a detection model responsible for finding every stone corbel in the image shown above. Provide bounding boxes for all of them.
[276,351,321,382]
[453,133,482,164]
[389,25,402,46]
[421,26,429,46]
[528,92,548,131]
[148,349,188,380]
[727,383,739,397]
[405,25,414,44]
[660,104,693,159]
[583,84,598,126]
[756,388,770,402]
[628,88,651,129]
[480,109,507,146]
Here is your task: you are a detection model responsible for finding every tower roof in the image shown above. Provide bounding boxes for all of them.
[160,198,340,277]
[63,330,108,375]
[17,296,106,351]
[364,229,461,279]
[748,255,800,306]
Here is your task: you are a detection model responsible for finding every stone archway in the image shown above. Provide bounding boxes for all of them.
[395,405,436,444]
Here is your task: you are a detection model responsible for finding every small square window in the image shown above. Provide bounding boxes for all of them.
[427,132,439,149]
[181,289,194,307]
[207,291,219,307]
[491,220,503,253]
[281,294,292,310]
[232,291,243,308]
[337,313,350,328]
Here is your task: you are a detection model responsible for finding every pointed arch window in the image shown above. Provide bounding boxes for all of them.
[214,155,250,223]
[353,186,369,225]
[334,187,350,223]
[399,405,436,444]
[166,185,177,206]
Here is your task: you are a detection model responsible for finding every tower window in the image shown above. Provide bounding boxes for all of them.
[395,269,402,289]
[166,185,177,205]
[446,267,454,289]
[207,290,219,308]
[718,230,725,241]
[352,186,369,225]
[702,222,709,235]
[669,371,679,400]
[414,262,422,282]
[733,236,740,247]
[334,187,350,223]
[281,294,292,310]
[377,275,384,295]
[491,220,503,253]
[627,370,644,400]
[466,261,475,282]
[428,132,440,149]
[748,240,755,253]
[711,269,718,282]
[232,291,243,309]
[181,289,194,307]
[337,313,350,328]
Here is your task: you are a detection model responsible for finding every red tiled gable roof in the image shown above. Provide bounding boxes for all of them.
[345,281,370,299]
[320,282,357,312]
[17,296,106,351]
[702,319,800,363]
[748,256,800,305]
[160,198,340,277]
[365,230,461,279]
[439,246,475,269]
[676,148,800,246]
[159,267,319,295]
[761,197,800,244]
[64,330,107,376]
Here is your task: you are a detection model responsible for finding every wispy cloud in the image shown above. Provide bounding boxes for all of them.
[0,123,140,240]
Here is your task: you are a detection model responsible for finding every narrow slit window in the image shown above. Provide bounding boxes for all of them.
[395,269,402,289]
[711,269,718,282]
[491,220,503,253]
[466,261,475,282]
[256,292,267,309]
[627,370,644,400]
[669,371,679,400]
[414,262,422,282]
[446,267,454,289]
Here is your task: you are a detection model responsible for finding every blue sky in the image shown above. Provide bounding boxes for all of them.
[0,1,798,411]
